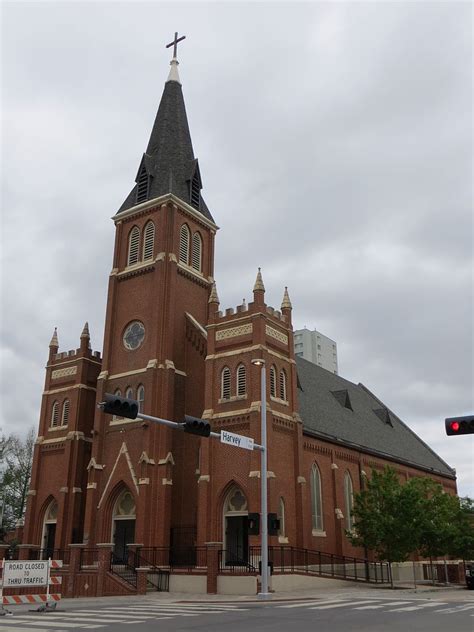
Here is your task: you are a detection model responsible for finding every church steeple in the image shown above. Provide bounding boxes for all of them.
[118,33,213,222]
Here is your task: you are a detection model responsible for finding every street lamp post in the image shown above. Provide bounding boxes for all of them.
[252,358,271,600]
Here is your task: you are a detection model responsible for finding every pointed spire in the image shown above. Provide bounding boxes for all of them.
[80,322,90,339]
[253,268,265,292]
[281,287,292,310]
[208,282,219,304]
[49,327,59,348]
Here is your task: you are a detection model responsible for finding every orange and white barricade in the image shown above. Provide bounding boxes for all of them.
[0,558,62,608]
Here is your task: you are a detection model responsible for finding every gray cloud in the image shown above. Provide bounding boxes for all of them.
[1,2,472,495]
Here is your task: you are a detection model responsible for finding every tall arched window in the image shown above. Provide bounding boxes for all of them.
[237,364,246,396]
[279,369,287,401]
[61,400,70,426]
[51,401,60,428]
[270,366,277,398]
[311,464,323,531]
[344,471,354,531]
[191,232,202,272]
[143,221,155,261]
[179,224,190,265]
[278,497,286,538]
[128,226,140,266]
[125,386,133,400]
[137,385,145,413]
[221,367,231,400]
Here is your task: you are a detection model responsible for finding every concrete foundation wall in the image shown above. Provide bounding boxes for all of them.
[169,574,207,593]
[217,575,257,595]
[271,573,351,592]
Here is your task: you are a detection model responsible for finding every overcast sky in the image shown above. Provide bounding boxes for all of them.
[1,1,472,495]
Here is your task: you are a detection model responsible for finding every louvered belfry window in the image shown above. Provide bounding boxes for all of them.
[179,224,190,264]
[237,364,246,396]
[128,226,140,265]
[136,166,149,204]
[191,174,200,208]
[270,366,277,397]
[51,401,60,427]
[191,232,202,272]
[143,221,155,261]
[279,369,287,401]
[62,400,70,426]
[221,367,231,399]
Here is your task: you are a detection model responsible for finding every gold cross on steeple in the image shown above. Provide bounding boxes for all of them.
[166,32,186,59]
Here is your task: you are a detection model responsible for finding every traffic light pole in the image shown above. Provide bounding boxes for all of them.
[97,404,265,451]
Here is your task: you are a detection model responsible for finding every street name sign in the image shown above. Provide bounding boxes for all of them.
[220,430,254,451]
[2,560,49,587]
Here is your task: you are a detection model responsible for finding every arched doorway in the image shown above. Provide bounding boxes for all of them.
[41,499,58,559]
[112,489,136,562]
[223,487,248,565]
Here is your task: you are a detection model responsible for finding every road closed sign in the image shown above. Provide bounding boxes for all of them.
[220,430,254,451]
[2,560,49,587]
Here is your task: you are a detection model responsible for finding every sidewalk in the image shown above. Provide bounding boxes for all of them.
[2,579,470,616]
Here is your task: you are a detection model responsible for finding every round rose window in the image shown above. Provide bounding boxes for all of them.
[123,321,145,350]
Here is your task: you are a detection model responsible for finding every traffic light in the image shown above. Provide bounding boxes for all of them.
[101,393,138,419]
[445,415,474,436]
[268,513,280,536]
[183,415,211,437]
[248,513,260,535]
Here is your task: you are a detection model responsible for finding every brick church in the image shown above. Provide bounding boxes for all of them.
[22,42,456,582]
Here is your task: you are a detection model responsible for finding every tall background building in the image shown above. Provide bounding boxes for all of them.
[294,327,338,374]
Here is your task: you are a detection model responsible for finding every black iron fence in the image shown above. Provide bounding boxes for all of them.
[218,545,390,583]
[109,552,137,588]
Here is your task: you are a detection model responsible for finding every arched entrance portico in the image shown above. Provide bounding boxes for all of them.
[111,489,136,562]
[223,487,248,565]
[41,499,58,559]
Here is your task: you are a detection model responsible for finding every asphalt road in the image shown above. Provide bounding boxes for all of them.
[2,593,474,632]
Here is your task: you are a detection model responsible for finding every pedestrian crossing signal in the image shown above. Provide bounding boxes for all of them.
[445,415,474,435]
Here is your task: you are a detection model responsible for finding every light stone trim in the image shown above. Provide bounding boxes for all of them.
[265,325,288,345]
[177,261,209,284]
[158,452,175,466]
[51,366,77,380]
[139,451,156,465]
[139,478,150,485]
[97,442,139,508]
[107,367,148,380]
[87,458,105,471]
[98,371,109,380]
[87,483,97,489]
[198,475,210,483]
[162,478,173,486]
[40,437,68,445]
[297,476,306,484]
[335,508,344,519]
[249,471,260,478]
[27,490,37,496]
[185,312,208,338]
[206,344,295,364]
[278,536,289,544]
[312,529,327,537]
[216,323,252,341]
[147,359,158,369]
[72,487,82,493]
[109,417,137,426]
[270,395,289,407]
[43,384,97,396]
[331,463,339,470]
[60,487,69,493]
[218,394,246,405]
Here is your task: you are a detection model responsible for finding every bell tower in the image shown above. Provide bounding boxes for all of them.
[82,38,218,548]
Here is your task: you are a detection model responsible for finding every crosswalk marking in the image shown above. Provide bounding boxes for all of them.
[436,604,474,614]
[309,600,380,610]
[278,599,349,609]
[0,619,103,629]
[388,602,447,612]
[354,601,411,610]
[65,611,154,620]
[0,627,66,632]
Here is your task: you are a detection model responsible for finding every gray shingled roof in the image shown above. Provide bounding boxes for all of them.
[117,78,214,222]
[296,356,455,478]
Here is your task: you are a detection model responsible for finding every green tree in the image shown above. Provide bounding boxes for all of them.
[447,496,474,561]
[0,428,35,537]
[348,466,423,587]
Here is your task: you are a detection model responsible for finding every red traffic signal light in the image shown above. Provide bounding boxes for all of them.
[445,415,474,436]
